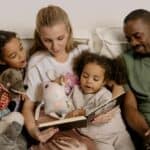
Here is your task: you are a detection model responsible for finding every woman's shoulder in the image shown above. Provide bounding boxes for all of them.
[27,51,50,69]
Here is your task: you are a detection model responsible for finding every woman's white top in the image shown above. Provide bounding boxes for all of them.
[25,45,88,102]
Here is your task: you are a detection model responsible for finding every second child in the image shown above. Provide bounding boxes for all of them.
[70,51,135,150]
[0,30,27,149]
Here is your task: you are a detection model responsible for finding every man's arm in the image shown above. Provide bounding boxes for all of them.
[107,80,125,98]
[123,90,149,138]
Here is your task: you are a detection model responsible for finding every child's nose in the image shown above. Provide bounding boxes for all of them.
[87,77,93,83]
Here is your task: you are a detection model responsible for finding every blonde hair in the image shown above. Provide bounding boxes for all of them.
[30,5,74,55]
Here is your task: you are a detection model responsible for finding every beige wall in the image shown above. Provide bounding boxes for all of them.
[0,0,149,38]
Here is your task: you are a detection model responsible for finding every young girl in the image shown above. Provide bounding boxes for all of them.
[0,30,27,72]
[23,5,96,150]
[70,51,135,150]
[0,30,27,110]
[0,30,27,149]
[0,30,27,109]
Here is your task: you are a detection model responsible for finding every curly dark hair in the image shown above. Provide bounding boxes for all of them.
[73,50,127,85]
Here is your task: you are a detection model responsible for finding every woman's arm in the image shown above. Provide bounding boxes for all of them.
[22,98,37,138]
[22,97,59,143]
[123,90,149,138]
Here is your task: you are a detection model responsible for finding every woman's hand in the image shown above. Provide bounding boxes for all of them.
[30,127,59,143]
[22,99,59,143]
[91,107,118,125]
[65,109,86,118]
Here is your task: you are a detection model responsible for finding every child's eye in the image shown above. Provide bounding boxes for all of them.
[9,53,17,59]
[20,47,24,52]
[20,45,24,51]
[93,77,100,81]
[82,73,88,78]
[94,78,99,81]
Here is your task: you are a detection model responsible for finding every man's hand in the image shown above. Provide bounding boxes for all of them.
[91,107,118,125]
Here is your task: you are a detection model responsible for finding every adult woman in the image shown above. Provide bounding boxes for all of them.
[22,5,95,150]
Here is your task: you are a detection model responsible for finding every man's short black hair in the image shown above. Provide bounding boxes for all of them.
[124,9,150,24]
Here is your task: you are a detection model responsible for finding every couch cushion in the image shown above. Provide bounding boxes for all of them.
[96,27,128,58]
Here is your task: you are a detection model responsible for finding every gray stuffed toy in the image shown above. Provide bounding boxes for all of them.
[0,68,27,150]
[0,113,26,150]
[0,68,26,97]
[0,68,26,117]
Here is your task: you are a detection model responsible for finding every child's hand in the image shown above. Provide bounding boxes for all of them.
[65,109,85,118]
[91,107,118,125]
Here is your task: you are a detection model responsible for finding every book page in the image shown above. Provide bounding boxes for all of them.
[38,116,87,129]
[86,91,125,120]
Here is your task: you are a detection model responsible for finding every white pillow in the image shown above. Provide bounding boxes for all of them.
[96,27,128,58]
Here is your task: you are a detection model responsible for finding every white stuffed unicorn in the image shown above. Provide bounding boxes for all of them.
[35,81,73,120]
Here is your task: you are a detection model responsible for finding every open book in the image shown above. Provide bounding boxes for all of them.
[36,91,125,129]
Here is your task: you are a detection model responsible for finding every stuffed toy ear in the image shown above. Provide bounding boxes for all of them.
[0,69,13,88]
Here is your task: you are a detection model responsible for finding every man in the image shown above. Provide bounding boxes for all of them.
[122,9,150,149]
